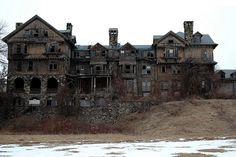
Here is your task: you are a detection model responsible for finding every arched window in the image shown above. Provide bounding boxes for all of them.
[14,78,24,90]
[47,77,58,92]
[30,77,41,93]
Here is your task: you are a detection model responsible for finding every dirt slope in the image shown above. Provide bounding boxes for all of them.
[121,99,236,139]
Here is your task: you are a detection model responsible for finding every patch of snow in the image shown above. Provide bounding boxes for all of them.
[1,139,236,157]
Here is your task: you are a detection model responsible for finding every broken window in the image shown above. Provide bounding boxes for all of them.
[49,61,58,71]
[47,42,60,52]
[147,51,154,58]
[142,65,151,75]
[30,77,41,93]
[28,61,33,71]
[165,48,177,58]
[160,82,169,90]
[34,29,39,37]
[16,61,22,71]
[44,30,48,37]
[14,77,24,90]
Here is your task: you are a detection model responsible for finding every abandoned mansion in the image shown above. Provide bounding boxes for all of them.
[3,15,218,107]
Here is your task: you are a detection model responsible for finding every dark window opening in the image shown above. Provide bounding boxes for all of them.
[34,29,39,37]
[28,61,33,71]
[168,39,174,44]
[125,65,131,73]
[14,78,24,90]
[95,66,102,73]
[44,31,48,37]
[24,45,27,53]
[96,77,107,89]
[47,78,58,92]
[147,52,154,58]
[49,62,58,71]
[221,73,225,79]
[102,51,106,56]
[161,66,166,73]
[30,78,41,93]
[47,98,57,106]
[17,62,22,71]
[50,45,55,52]
[16,44,21,53]
[142,65,146,70]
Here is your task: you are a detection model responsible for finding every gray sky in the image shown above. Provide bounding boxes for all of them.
[0,0,236,69]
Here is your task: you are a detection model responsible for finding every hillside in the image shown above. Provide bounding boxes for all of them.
[120,99,236,139]
[1,99,236,143]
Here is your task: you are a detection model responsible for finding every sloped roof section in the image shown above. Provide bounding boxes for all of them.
[176,32,217,47]
[3,15,74,44]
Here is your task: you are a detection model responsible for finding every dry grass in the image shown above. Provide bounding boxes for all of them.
[0,134,142,144]
[175,153,216,157]
[2,99,236,143]
[119,99,236,139]
[198,148,226,153]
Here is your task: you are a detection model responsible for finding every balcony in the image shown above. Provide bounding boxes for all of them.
[47,88,57,93]
[30,88,41,94]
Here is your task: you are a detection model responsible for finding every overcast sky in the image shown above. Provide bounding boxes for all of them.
[0,0,236,69]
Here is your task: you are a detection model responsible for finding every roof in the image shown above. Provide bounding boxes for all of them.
[153,31,217,47]
[176,32,217,46]
[216,70,236,79]
[133,45,152,50]
[3,15,74,45]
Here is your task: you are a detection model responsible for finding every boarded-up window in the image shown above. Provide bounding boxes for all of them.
[142,81,151,91]
[160,82,169,90]
[127,80,134,93]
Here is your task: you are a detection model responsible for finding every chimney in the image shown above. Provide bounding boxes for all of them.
[16,22,23,29]
[109,28,118,48]
[66,23,73,35]
[184,21,193,42]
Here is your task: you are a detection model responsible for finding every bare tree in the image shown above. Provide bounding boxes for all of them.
[181,60,219,97]
[0,21,8,92]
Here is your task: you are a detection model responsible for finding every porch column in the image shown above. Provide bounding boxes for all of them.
[91,77,93,93]
[94,77,96,92]
[106,76,109,93]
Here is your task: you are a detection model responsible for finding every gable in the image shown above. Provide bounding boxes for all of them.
[120,42,136,51]
[90,43,107,51]
[3,15,69,44]
[156,31,186,47]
